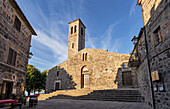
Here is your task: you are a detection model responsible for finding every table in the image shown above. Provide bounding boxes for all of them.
[26,94,40,107]
[26,94,40,98]
[0,99,18,104]
[0,99,21,109]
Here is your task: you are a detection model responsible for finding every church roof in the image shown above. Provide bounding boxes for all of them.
[68,18,86,29]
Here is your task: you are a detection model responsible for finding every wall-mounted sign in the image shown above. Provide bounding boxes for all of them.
[153,85,158,92]
[151,70,159,81]
[159,84,164,92]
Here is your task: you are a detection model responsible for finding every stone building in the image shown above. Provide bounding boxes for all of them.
[46,19,130,92]
[0,0,36,98]
[129,0,169,108]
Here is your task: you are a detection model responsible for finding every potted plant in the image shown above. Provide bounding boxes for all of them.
[0,93,5,100]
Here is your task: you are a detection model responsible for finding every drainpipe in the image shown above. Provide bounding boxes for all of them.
[142,26,156,109]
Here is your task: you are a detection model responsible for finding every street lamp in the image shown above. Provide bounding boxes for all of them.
[131,36,138,45]
[29,52,33,59]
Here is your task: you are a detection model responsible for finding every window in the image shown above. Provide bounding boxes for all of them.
[14,16,21,31]
[82,53,87,61]
[71,27,73,34]
[7,48,17,66]
[74,25,77,33]
[57,71,59,76]
[154,26,162,45]
[85,53,87,61]
[72,43,74,48]
[81,28,83,36]
[122,63,126,69]
[82,53,84,61]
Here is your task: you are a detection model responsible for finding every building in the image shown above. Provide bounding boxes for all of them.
[46,19,130,92]
[129,0,169,108]
[0,0,36,99]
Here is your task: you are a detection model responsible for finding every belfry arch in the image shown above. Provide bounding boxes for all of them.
[81,66,89,88]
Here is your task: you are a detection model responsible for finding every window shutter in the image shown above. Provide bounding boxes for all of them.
[7,48,13,64]
[12,51,17,66]
[14,16,21,31]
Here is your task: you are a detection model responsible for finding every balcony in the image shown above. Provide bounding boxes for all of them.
[128,53,140,67]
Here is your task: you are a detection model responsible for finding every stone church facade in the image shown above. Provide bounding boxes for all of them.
[46,19,130,92]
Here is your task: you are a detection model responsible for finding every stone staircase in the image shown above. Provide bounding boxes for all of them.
[48,89,145,102]
[38,89,93,100]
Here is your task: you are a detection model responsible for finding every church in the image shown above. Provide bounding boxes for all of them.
[46,19,130,93]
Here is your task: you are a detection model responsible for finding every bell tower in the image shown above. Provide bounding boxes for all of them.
[68,19,86,59]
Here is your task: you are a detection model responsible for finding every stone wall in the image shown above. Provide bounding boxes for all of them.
[46,61,76,92]
[136,0,170,108]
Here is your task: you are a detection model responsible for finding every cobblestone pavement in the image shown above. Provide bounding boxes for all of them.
[23,99,151,109]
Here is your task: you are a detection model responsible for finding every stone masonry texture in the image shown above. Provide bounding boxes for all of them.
[135,0,170,108]
[0,0,35,96]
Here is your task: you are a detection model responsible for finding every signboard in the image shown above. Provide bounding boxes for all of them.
[151,70,159,81]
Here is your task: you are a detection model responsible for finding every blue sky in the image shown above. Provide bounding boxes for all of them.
[16,0,143,71]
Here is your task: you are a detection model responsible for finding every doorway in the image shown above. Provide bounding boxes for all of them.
[54,80,61,90]
[2,81,13,99]
[81,66,89,88]
[83,74,89,88]
[55,83,60,90]
[122,72,132,86]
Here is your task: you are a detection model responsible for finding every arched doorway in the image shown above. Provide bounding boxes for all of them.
[81,66,89,88]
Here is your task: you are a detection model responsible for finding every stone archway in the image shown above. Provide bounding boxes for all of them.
[81,66,89,88]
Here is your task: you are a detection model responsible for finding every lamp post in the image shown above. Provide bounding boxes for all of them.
[29,52,33,59]
[131,36,138,45]
[142,26,156,109]
[131,36,139,61]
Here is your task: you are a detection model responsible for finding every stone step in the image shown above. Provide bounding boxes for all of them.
[38,89,93,100]
[88,92,141,95]
[48,89,145,102]
[49,96,144,102]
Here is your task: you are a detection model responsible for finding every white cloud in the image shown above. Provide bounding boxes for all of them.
[100,21,120,51]
[16,0,87,71]
[33,30,68,62]
[86,31,96,48]
[30,56,53,66]
[129,1,137,17]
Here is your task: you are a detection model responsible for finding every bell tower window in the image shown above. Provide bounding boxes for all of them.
[71,27,73,34]
[81,27,83,36]
[82,53,87,61]
[74,25,77,33]
[72,43,74,48]
[82,53,84,61]
[85,53,87,61]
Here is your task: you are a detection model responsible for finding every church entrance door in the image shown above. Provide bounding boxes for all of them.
[81,66,89,88]
[84,74,89,88]
[55,83,60,90]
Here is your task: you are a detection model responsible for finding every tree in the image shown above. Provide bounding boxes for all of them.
[26,64,47,95]
[41,70,47,90]
[25,64,35,95]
